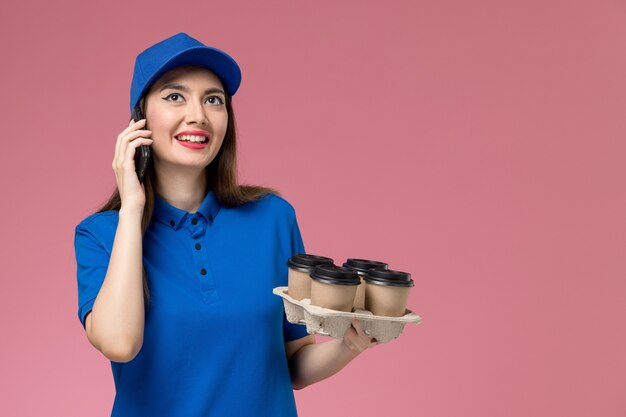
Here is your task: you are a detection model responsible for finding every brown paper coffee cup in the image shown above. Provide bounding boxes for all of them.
[364,269,414,317]
[287,254,334,300]
[309,265,361,312]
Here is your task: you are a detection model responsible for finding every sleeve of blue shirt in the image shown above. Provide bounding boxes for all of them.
[282,214,311,342]
[74,222,110,330]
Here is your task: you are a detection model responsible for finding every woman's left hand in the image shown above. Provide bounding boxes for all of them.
[342,319,379,354]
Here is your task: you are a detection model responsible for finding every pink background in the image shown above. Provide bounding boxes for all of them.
[1,0,625,416]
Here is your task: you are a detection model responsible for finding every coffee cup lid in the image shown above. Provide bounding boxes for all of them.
[310,265,361,286]
[364,268,414,287]
[342,258,389,274]
[288,254,334,272]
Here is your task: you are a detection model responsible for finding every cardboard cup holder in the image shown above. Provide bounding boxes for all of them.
[273,286,422,343]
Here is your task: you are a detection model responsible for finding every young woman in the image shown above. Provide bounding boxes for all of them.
[74,32,378,416]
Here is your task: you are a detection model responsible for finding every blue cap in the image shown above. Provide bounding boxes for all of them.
[130,32,242,112]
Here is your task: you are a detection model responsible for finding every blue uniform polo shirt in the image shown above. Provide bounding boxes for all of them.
[74,191,309,416]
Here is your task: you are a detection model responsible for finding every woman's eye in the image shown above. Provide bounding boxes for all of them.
[164,93,183,102]
[206,96,224,105]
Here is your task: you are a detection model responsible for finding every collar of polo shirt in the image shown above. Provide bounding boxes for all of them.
[153,190,222,230]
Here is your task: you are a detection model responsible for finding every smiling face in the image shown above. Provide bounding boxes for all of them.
[143,65,229,175]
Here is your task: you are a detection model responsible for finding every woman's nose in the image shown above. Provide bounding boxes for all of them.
[185,100,209,125]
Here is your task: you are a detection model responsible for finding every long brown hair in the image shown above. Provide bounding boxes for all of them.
[95,87,281,306]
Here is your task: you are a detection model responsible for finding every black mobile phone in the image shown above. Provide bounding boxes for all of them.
[130,105,151,183]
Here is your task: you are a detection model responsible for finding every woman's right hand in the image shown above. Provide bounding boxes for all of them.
[113,119,153,213]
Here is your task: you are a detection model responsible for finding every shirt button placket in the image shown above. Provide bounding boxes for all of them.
[189,215,217,303]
